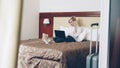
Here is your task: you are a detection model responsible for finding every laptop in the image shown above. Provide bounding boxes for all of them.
[54,30,66,38]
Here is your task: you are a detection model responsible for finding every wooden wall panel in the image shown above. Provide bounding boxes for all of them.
[39,17,53,38]
[39,11,100,38]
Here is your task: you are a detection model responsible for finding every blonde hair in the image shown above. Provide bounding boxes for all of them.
[68,16,76,23]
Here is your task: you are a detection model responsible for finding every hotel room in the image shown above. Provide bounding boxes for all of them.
[18,0,100,68]
[0,0,120,68]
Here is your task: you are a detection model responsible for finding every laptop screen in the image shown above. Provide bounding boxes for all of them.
[54,30,66,38]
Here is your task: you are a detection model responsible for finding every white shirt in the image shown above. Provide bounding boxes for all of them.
[60,26,90,42]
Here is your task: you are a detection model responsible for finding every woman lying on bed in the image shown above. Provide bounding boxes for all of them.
[54,16,88,43]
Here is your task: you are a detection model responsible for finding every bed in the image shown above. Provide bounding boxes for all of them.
[17,11,100,68]
[18,39,96,68]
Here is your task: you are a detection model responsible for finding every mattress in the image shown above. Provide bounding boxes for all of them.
[17,39,96,68]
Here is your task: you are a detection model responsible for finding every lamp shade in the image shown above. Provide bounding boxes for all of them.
[43,18,50,25]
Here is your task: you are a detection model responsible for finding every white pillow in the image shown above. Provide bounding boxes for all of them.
[60,26,73,37]
[86,29,100,41]
[60,26,82,37]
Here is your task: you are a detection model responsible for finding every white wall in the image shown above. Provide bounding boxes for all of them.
[40,0,100,12]
[20,0,39,40]
[21,0,100,40]
[99,0,110,68]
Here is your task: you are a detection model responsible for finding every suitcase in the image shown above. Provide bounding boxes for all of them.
[91,23,99,68]
[86,23,99,68]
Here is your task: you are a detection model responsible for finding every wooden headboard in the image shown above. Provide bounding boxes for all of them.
[39,11,100,38]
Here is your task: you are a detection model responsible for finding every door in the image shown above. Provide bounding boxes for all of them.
[109,0,120,68]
